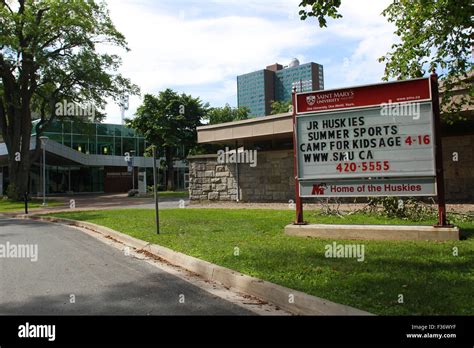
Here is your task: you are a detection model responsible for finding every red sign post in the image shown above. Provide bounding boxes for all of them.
[292,89,305,225]
[430,73,449,227]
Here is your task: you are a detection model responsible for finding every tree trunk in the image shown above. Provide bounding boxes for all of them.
[6,113,34,200]
[165,147,175,191]
[0,52,36,201]
[1,94,34,200]
[8,158,30,201]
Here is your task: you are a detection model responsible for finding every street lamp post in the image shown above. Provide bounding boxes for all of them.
[39,136,49,206]
[119,95,129,125]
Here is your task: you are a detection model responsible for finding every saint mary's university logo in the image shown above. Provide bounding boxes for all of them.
[306,95,316,106]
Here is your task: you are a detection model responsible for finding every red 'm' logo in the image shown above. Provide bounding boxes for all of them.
[311,184,326,195]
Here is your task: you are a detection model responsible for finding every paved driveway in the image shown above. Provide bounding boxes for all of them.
[0,218,252,315]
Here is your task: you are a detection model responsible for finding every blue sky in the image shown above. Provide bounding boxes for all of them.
[103,0,396,123]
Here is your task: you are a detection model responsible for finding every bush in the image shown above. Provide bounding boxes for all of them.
[368,197,437,221]
[316,197,439,222]
[127,189,139,197]
[6,183,17,200]
[147,184,165,193]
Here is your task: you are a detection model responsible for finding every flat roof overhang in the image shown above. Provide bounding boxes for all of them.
[0,151,80,167]
[197,112,293,145]
[197,91,473,146]
[0,137,186,169]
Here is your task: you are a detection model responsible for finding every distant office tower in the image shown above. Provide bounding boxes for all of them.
[237,59,324,117]
[236,69,275,118]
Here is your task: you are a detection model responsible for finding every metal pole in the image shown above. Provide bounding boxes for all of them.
[24,192,28,215]
[129,150,136,191]
[152,145,160,234]
[39,136,49,206]
[42,145,46,206]
[235,141,240,202]
[39,153,42,198]
[292,88,305,224]
[430,72,450,227]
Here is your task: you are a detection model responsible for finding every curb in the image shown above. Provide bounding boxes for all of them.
[15,214,372,316]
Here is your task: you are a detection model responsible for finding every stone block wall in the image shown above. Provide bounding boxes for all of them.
[188,154,238,201]
[238,150,295,202]
[188,150,295,202]
[442,134,474,202]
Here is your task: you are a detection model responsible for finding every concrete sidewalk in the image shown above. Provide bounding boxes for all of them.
[5,193,189,215]
[5,192,474,215]
[188,201,474,214]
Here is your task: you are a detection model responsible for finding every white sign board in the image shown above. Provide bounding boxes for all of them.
[296,102,436,180]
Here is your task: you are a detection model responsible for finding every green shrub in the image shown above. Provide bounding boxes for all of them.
[6,183,17,200]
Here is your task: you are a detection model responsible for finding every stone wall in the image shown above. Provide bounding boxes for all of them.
[442,134,474,202]
[239,150,294,201]
[189,135,474,202]
[188,155,238,201]
[188,150,294,202]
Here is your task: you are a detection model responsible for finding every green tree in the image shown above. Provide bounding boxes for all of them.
[298,0,473,122]
[205,104,249,125]
[127,89,207,191]
[298,0,342,28]
[270,100,292,115]
[0,0,138,199]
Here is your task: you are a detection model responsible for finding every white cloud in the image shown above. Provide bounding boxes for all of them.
[322,0,398,88]
[103,0,317,123]
[102,0,398,123]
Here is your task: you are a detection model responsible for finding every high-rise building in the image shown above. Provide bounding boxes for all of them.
[236,69,275,117]
[237,59,324,117]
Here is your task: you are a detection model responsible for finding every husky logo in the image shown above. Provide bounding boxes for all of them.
[306,95,316,106]
[311,183,327,195]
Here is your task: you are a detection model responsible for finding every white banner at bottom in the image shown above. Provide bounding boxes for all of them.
[299,177,436,198]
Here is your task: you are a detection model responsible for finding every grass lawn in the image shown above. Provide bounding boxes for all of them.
[45,208,474,315]
[0,198,63,212]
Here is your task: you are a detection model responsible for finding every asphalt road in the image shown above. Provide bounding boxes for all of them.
[0,218,252,315]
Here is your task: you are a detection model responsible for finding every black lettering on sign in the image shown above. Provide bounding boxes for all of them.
[304,153,329,163]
